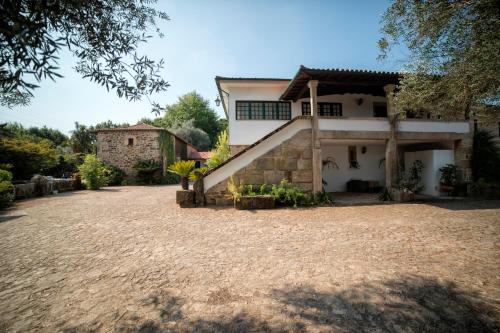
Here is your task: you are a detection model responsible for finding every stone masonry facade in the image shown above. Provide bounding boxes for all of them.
[229,145,250,156]
[205,129,313,205]
[97,130,163,176]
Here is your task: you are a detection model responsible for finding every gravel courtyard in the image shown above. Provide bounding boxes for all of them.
[0,186,499,333]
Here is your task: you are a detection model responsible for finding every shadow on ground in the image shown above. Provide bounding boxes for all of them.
[61,275,499,333]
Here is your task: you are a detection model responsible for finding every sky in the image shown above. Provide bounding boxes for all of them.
[0,0,407,135]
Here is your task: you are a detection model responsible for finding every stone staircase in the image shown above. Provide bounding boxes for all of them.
[203,116,313,205]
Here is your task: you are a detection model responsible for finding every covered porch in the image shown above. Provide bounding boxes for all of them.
[281,66,471,195]
[319,134,465,197]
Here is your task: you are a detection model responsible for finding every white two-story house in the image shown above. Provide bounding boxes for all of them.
[203,66,471,203]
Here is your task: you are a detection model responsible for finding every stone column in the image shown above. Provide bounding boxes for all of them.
[384,84,398,188]
[308,80,322,193]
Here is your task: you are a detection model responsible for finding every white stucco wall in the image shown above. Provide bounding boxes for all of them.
[399,120,470,133]
[319,118,390,132]
[224,80,388,145]
[322,144,386,192]
[226,83,295,146]
[404,150,455,196]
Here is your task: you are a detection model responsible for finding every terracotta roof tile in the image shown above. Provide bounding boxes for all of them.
[189,151,212,160]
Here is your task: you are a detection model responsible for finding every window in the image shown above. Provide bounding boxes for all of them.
[128,138,134,146]
[373,102,387,117]
[301,102,342,116]
[235,101,291,120]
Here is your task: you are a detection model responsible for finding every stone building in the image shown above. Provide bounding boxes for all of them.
[96,123,197,176]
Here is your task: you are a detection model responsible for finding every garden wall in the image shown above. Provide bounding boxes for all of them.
[205,129,313,205]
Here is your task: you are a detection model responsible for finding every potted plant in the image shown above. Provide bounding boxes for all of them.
[168,160,196,207]
[439,164,458,194]
[393,160,424,202]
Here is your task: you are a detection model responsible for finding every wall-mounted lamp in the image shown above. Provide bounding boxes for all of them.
[361,146,367,154]
[356,98,364,106]
[215,89,230,107]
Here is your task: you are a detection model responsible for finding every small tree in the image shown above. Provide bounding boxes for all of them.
[170,119,211,151]
[0,168,14,209]
[206,130,230,169]
[78,155,108,190]
[168,160,195,190]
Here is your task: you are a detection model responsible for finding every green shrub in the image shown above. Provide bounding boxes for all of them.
[162,172,180,185]
[439,164,459,186]
[472,129,500,183]
[378,187,393,201]
[45,153,80,178]
[133,159,162,184]
[0,168,14,209]
[269,179,311,207]
[78,155,108,190]
[103,164,126,186]
[229,178,332,208]
[206,130,230,169]
[0,137,58,180]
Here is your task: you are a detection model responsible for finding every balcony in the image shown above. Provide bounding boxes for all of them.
[318,117,470,140]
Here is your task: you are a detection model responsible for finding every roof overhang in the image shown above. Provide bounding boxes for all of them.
[280,66,401,101]
[215,76,290,118]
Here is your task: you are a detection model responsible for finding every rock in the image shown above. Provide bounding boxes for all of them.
[30,175,49,196]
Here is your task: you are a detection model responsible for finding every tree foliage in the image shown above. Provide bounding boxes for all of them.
[4,122,68,146]
[162,91,222,145]
[70,122,96,154]
[206,130,230,169]
[1,0,169,111]
[0,137,58,180]
[170,119,211,151]
[472,129,500,183]
[379,0,500,118]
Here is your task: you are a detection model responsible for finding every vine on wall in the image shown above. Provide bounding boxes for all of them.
[158,131,175,169]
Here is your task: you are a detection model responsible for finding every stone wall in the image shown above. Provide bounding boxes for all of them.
[206,129,312,205]
[454,137,473,181]
[229,145,249,156]
[97,130,162,176]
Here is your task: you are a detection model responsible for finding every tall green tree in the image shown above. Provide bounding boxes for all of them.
[170,119,211,151]
[162,91,221,145]
[70,122,95,154]
[1,0,169,112]
[4,123,68,146]
[379,0,500,119]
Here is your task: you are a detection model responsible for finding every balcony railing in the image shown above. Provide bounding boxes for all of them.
[318,117,470,134]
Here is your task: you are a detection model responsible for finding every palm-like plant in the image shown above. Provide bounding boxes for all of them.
[189,167,208,181]
[168,160,195,190]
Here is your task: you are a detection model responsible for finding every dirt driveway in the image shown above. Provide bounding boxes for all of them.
[0,186,499,332]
